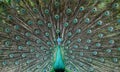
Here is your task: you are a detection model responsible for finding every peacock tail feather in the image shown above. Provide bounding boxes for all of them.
[0,0,120,72]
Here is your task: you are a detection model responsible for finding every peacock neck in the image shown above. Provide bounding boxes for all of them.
[53,37,65,71]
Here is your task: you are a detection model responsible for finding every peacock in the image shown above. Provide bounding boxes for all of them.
[0,0,120,72]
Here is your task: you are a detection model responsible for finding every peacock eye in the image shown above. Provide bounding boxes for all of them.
[67,32,72,37]
[99,58,105,63]
[108,26,114,32]
[67,40,71,44]
[109,39,115,44]
[66,8,72,14]
[106,49,112,53]
[14,25,20,30]
[69,50,73,53]
[84,45,89,50]
[47,41,51,45]
[85,18,90,24]
[79,6,84,12]
[14,61,19,65]
[45,32,49,37]
[91,7,97,12]
[112,58,118,63]
[54,14,60,20]
[33,8,38,13]
[87,29,92,34]
[79,62,84,67]
[97,20,103,26]
[25,32,31,37]
[87,58,93,62]
[22,53,27,58]
[72,18,78,24]
[2,61,7,66]
[20,8,26,14]
[75,28,81,34]
[98,33,104,38]
[44,9,49,14]
[7,15,13,20]
[37,20,44,25]
[95,43,101,47]
[64,22,69,27]
[34,29,41,35]
[26,40,31,46]
[26,60,31,64]
[27,20,33,25]
[5,27,11,33]
[73,45,78,48]
[86,39,92,43]
[30,48,34,52]
[92,51,98,55]
[104,11,110,16]
[15,35,21,41]
[41,46,44,50]
[56,29,60,34]
[89,67,94,71]
[9,53,14,58]
[18,45,23,50]
[47,23,52,28]
[36,53,40,58]
[36,39,42,44]
[4,40,12,47]
[80,52,84,56]
[112,3,119,8]
[54,1,60,7]
[77,38,81,43]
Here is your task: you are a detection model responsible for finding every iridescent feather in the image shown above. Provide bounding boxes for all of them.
[0,0,120,72]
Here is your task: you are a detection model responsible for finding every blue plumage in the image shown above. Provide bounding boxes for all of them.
[0,0,120,72]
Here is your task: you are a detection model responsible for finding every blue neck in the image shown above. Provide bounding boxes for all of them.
[53,45,65,70]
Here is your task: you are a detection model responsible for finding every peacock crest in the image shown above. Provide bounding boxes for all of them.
[0,0,120,72]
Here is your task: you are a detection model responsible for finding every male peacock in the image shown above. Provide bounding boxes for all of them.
[0,0,120,72]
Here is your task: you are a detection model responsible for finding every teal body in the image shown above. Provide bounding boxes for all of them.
[53,45,65,70]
